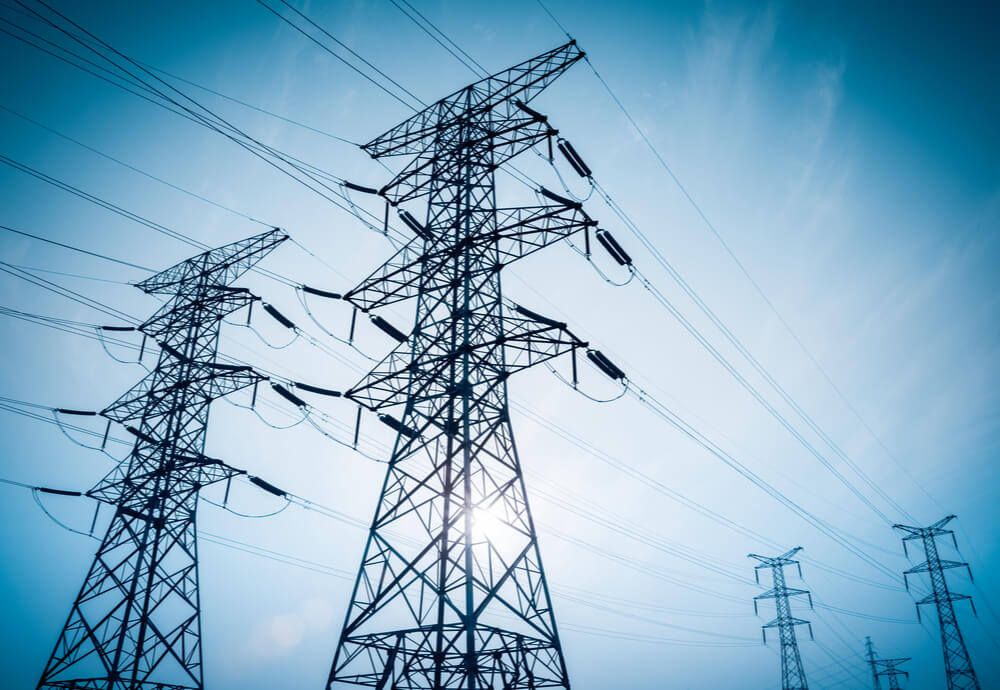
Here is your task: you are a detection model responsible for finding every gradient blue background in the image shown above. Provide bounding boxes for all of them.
[1,1,998,688]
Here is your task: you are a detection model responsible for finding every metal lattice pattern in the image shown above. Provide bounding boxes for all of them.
[896,516,979,690]
[329,42,587,689]
[38,229,286,690]
[750,548,812,690]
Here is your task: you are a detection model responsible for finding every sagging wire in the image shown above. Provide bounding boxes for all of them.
[543,343,629,403]
[1,476,96,540]
[221,392,308,430]
[224,316,301,350]
[563,234,635,287]
[545,360,627,403]
[261,377,392,462]
[303,410,388,463]
[534,137,595,203]
[531,184,634,287]
[53,404,134,464]
[201,494,292,519]
[33,491,97,538]
[0,398,133,463]
[95,325,150,367]
[294,287,380,362]
[253,298,367,375]
[339,181,404,249]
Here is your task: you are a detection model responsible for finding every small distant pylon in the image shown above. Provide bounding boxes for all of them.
[866,636,882,690]
[750,547,813,690]
[875,656,911,690]
[895,515,980,690]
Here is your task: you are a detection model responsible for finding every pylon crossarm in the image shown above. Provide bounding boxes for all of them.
[343,238,427,311]
[379,118,555,204]
[917,591,971,606]
[99,366,263,422]
[140,289,257,338]
[88,452,245,503]
[345,309,583,410]
[136,228,287,294]
[928,515,958,531]
[782,587,811,599]
[763,616,812,629]
[492,203,595,262]
[345,203,593,311]
[904,558,969,576]
[362,41,583,159]
[776,546,804,562]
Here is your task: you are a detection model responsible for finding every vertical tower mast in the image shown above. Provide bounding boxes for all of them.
[329,42,594,689]
[895,516,979,690]
[38,229,286,690]
[750,547,813,690]
[865,636,882,690]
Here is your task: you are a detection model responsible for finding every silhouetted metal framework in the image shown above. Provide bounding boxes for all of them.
[328,41,593,689]
[38,229,287,690]
[874,656,911,690]
[750,547,813,690]
[865,636,882,690]
[895,515,980,690]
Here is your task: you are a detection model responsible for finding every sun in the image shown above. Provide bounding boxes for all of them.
[471,503,507,543]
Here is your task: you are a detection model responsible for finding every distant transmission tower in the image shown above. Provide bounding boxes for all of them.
[750,547,813,690]
[327,41,596,688]
[38,229,286,690]
[865,636,882,690]
[866,636,911,690]
[875,656,911,690]
[895,515,980,690]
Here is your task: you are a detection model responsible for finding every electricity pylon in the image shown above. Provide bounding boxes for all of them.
[328,41,595,689]
[38,229,287,690]
[895,515,980,690]
[875,657,911,690]
[750,547,813,690]
[865,636,882,690]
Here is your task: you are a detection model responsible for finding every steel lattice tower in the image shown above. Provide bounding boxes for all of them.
[865,636,882,690]
[875,656,911,690]
[895,516,980,690]
[38,229,287,690]
[750,547,813,690]
[328,41,594,689]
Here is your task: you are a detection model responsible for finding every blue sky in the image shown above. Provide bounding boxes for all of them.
[1,1,997,688]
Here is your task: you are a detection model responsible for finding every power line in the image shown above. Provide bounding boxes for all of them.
[533,0,932,525]
[0,223,153,271]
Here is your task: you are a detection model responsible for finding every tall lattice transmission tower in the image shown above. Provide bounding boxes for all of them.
[38,229,287,690]
[865,636,882,690]
[327,41,596,689]
[896,515,980,690]
[750,547,813,690]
